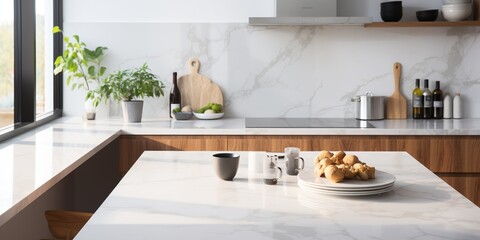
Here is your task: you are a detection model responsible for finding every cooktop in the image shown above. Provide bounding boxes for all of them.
[245,118,375,128]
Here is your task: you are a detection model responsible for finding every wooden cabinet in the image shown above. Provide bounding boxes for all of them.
[119,134,480,206]
[438,174,480,207]
[228,135,480,173]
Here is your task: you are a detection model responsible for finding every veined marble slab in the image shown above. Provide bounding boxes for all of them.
[62,23,480,119]
[76,151,480,240]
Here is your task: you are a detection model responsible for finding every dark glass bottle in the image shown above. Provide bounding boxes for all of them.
[169,72,181,118]
[412,79,423,119]
[433,81,443,119]
[423,79,433,119]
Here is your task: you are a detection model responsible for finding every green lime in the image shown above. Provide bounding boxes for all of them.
[197,107,206,113]
[211,104,222,113]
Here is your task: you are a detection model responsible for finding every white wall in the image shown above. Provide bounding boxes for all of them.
[62,0,480,118]
[64,0,275,23]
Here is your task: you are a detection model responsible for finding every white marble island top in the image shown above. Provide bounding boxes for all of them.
[76,151,480,240]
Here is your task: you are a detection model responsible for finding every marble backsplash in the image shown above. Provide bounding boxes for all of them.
[63,23,480,118]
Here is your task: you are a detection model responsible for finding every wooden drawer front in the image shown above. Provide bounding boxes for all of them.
[140,135,228,151]
[438,173,480,207]
[227,136,313,152]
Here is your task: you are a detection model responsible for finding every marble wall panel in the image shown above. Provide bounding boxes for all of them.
[62,23,480,118]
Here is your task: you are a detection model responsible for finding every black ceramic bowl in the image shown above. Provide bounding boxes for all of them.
[381,1,403,22]
[381,1,402,9]
[381,10,403,22]
[416,9,439,22]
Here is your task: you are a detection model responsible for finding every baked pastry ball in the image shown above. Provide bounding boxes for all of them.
[314,150,333,164]
[343,155,360,166]
[314,162,323,177]
[314,158,334,177]
[352,163,374,180]
[331,151,346,164]
[367,166,376,179]
[358,170,369,180]
[343,166,358,179]
[324,165,345,183]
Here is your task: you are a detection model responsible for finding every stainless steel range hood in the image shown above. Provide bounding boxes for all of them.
[249,0,372,26]
[249,17,372,26]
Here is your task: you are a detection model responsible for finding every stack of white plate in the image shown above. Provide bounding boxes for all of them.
[297,169,396,196]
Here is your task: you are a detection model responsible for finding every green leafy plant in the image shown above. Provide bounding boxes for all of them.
[52,26,108,107]
[100,63,165,102]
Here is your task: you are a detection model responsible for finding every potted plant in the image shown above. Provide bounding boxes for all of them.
[53,26,108,120]
[99,63,165,122]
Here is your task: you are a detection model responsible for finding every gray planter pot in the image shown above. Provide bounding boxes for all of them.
[121,100,144,122]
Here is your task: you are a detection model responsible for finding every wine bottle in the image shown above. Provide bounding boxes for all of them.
[412,79,423,119]
[433,81,443,119]
[422,79,433,119]
[169,72,181,118]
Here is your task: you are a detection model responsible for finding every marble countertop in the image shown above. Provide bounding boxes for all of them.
[1,117,480,227]
[76,151,480,240]
[0,120,121,226]
[106,117,480,135]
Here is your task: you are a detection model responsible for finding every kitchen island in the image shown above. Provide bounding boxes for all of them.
[76,151,480,240]
[1,117,479,239]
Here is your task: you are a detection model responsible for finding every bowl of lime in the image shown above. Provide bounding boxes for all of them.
[172,106,194,120]
[174,112,193,120]
[194,103,224,120]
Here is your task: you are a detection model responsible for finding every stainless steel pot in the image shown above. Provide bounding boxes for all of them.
[351,92,385,120]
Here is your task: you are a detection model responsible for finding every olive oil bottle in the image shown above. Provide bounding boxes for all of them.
[412,79,423,119]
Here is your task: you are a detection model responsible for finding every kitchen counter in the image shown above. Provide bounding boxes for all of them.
[1,117,480,227]
[108,117,480,135]
[75,151,480,240]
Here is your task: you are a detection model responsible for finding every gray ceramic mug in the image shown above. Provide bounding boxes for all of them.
[213,153,240,181]
[285,147,305,175]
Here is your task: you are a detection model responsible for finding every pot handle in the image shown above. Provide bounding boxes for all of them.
[351,96,361,102]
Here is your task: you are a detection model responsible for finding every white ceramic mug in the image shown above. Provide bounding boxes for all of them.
[284,147,304,175]
[263,155,282,185]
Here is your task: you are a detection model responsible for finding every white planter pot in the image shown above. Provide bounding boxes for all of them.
[84,99,96,120]
[121,100,144,123]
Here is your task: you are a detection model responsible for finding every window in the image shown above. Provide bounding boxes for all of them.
[0,0,62,141]
[0,0,14,129]
[36,0,54,118]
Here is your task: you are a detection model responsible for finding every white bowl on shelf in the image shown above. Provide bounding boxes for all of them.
[442,5,472,21]
[442,3,472,10]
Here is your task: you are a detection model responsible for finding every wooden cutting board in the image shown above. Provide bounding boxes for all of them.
[386,62,407,119]
[177,58,223,111]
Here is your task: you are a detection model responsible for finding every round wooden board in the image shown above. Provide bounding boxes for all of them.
[177,58,224,111]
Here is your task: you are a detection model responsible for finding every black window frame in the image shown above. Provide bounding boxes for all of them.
[0,0,63,142]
